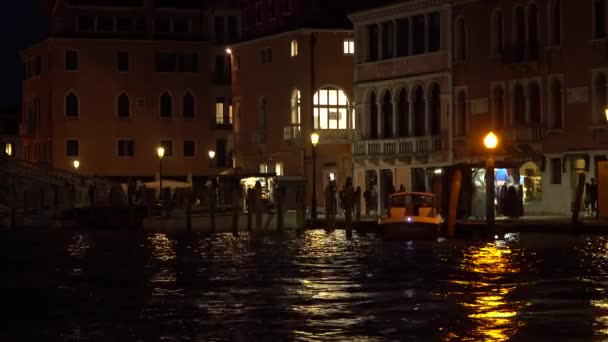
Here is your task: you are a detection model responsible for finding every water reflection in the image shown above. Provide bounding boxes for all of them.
[67,233,90,258]
[448,238,525,341]
[148,233,177,298]
[585,236,608,338]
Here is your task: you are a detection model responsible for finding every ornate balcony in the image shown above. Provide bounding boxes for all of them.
[352,136,442,158]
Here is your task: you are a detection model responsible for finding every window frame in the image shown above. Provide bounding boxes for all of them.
[183,140,196,157]
[182,91,196,119]
[313,87,351,130]
[159,91,173,118]
[343,39,355,55]
[117,139,135,158]
[117,92,131,119]
[216,97,226,125]
[65,90,80,119]
[65,50,79,71]
[290,40,298,57]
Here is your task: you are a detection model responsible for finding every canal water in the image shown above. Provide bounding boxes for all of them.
[1,230,608,341]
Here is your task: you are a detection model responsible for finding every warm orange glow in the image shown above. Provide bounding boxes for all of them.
[5,143,12,156]
[226,48,232,54]
[208,150,216,159]
[484,132,499,150]
[73,160,80,170]
[310,132,320,146]
[156,146,165,159]
[605,108,608,123]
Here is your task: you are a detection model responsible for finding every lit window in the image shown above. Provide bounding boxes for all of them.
[228,103,233,124]
[290,40,298,57]
[291,89,301,125]
[216,97,225,124]
[275,162,284,176]
[5,143,13,156]
[313,87,350,129]
[260,163,268,173]
[343,39,354,55]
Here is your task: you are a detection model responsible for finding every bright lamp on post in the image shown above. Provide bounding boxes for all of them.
[226,48,232,55]
[208,150,216,159]
[5,143,12,156]
[157,146,165,159]
[73,159,80,171]
[483,132,498,150]
[604,108,608,124]
[310,132,319,146]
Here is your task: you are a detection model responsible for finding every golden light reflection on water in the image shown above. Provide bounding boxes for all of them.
[445,240,525,341]
[148,234,177,296]
[148,233,176,262]
[67,233,90,258]
[587,237,608,337]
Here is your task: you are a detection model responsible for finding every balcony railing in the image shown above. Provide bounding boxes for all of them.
[500,125,543,144]
[318,129,358,144]
[352,136,442,157]
[283,124,301,140]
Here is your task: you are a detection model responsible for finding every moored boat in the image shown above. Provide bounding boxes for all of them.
[378,192,443,239]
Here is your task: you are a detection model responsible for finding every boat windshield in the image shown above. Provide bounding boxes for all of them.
[391,194,434,208]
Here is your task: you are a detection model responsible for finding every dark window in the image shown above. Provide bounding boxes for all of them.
[550,158,562,184]
[269,0,277,18]
[216,138,227,167]
[369,92,378,139]
[215,55,226,80]
[550,1,561,45]
[381,21,394,59]
[430,84,441,135]
[156,16,171,33]
[527,4,539,60]
[284,0,292,13]
[160,140,173,156]
[595,0,606,38]
[595,74,608,124]
[65,50,78,71]
[118,140,134,157]
[117,51,129,71]
[66,140,79,157]
[215,16,225,43]
[228,16,238,42]
[183,140,195,157]
[397,89,409,137]
[367,24,379,61]
[117,93,130,118]
[396,19,409,57]
[116,17,133,32]
[414,87,426,136]
[155,52,177,72]
[173,17,189,33]
[515,7,526,52]
[178,53,198,72]
[455,18,466,61]
[135,17,145,32]
[66,92,79,117]
[160,92,173,117]
[493,11,504,54]
[493,87,505,129]
[98,16,114,32]
[513,84,526,124]
[412,15,426,54]
[34,56,41,76]
[256,2,263,24]
[183,92,195,118]
[429,12,441,52]
[550,80,563,129]
[455,91,467,137]
[78,16,95,32]
[529,82,541,125]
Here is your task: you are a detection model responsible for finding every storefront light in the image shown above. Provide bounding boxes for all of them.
[605,108,608,124]
[434,169,443,175]
[5,143,12,156]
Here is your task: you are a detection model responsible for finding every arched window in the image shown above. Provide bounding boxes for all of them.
[183,92,195,118]
[528,4,539,59]
[491,10,504,55]
[513,83,526,125]
[65,91,79,118]
[369,92,378,139]
[413,86,425,137]
[290,89,301,125]
[160,91,173,117]
[594,0,607,38]
[493,86,505,129]
[514,7,525,59]
[455,91,467,137]
[455,17,466,62]
[381,21,394,59]
[397,88,409,137]
[549,79,563,129]
[117,93,130,118]
[549,0,561,46]
[529,82,541,125]
[313,87,349,130]
[429,84,441,135]
[381,90,393,138]
[595,73,608,124]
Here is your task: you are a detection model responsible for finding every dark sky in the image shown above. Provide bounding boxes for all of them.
[1,1,44,115]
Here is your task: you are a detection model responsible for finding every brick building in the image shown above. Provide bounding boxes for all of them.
[352,0,608,216]
[20,0,240,182]
[232,0,391,208]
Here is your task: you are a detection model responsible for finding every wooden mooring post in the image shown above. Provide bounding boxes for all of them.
[572,172,586,226]
[447,169,462,238]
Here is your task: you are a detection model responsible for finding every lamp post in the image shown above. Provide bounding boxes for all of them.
[5,143,12,156]
[157,147,165,198]
[73,159,80,172]
[208,150,216,169]
[483,132,498,230]
[310,132,319,220]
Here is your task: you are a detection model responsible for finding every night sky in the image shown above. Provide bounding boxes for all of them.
[1,0,44,115]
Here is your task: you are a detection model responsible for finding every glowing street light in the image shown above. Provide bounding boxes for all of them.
[5,143,12,156]
[483,132,499,230]
[604,108,608,124]
[225,48,232,55]
[208,150,216,159]
[73,159,80,171]
[310,132,320,220]
[157,146,165,197]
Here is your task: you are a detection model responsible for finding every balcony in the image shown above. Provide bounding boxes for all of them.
[283,124,301,140]
[318,129,358,145]
[352,136,442,158]
[500,125,543,144]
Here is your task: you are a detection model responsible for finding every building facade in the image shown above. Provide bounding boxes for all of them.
[352,0,608,216]
[20,0,240,181]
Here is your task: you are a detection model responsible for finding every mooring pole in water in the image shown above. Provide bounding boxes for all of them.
[296,186,305,232]
[572,172,586,226]
[255,181,263,231]
[447,168,462,238]
[344,178,354,241]
[276,186,284,232]
[232,183,240,236]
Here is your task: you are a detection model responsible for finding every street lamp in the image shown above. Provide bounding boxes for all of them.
[208,150,216,169]
[5,143,12,156]
[73,159,80,171]
[483,132,498,229]
[157,146,165,198]
[310,132,320,220]
[604,107,608,124]
[225,48,232,55]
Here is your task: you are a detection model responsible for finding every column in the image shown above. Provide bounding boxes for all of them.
[377,100,384,139]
